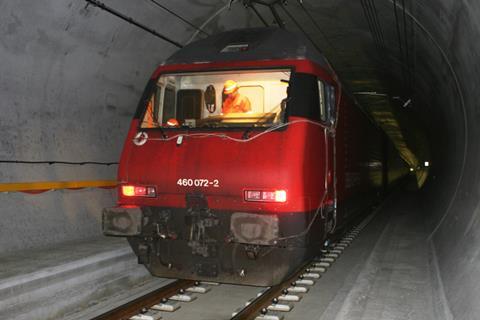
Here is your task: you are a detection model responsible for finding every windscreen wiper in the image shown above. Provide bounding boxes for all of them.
[242,123,257,140]
[140,120,168,139]
[158,125,167,139]
[242,113,271,140]
[242,97,289,140]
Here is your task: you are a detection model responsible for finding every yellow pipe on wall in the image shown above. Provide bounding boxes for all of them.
[0,180,118,193]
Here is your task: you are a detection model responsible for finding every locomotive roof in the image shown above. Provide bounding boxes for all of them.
[164,27,329,68]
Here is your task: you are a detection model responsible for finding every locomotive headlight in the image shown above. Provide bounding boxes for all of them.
[122,185,135,197]
[244,190,287,203]
[121,184,156,197]
[274,190,287,202]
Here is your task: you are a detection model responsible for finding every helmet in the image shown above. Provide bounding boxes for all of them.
[166,118,179,127]
[223,80,238,94]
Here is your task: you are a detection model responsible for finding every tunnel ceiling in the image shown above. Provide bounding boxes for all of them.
[85,0,429,185]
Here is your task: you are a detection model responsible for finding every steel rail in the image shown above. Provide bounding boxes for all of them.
[230,212,375,320]
[230,260,312,320]
[91,279,195,320]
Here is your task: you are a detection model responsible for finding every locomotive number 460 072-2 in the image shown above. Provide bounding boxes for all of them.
[177,178,220,188]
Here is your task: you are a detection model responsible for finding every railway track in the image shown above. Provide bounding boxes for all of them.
[91,213,375,320]
[92,279,196,320]
[231,213,375,320]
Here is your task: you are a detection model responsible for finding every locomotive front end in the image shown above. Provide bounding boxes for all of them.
[102,64,331,286]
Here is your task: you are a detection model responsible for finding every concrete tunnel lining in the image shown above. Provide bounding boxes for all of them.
[1,0,479,319]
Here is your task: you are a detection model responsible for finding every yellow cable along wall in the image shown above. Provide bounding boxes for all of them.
[0,180,118,193]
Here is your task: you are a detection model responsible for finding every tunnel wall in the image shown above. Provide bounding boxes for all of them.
[0,0,255,254]
[411,1,480,319]
[0,0,177,254]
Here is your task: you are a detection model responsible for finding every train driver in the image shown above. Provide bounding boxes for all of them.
[222,80,252,114]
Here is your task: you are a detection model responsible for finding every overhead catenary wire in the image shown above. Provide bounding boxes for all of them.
[392,0,409,93]
[84,0,183,48]
[360,0,394,82]
[367,0,385,46]
[276,3,340,82]
[267,2,344,127]
[410,27,416,102]
[269,4,285,28]
[147,0,210,36]
[360,0,386,53]
[294,0,367,117]
[246,2,270,27]
[360,0,378,46]
[186,2,233,44]
[278,4,323,55]
[393,0,417,99]
[401,0,411,86]
[294,1,341,58]
[402,0,415,98]
[408,0,417,100]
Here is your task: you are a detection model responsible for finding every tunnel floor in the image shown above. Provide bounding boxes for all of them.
[146,191,452,320]
[290,190,451,320]
[0,191,451,320]
[0,238,169,320]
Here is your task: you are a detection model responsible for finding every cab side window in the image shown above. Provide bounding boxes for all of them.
[141,86,162,128]
[325,84,336,124]
[162,86,176,123]
[318,80,326,122]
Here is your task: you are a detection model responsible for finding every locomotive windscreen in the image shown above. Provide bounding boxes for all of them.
[140,69,291,129]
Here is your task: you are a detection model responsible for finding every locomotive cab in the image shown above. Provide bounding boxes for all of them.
[102,28,383,286]
[141,69,290,130]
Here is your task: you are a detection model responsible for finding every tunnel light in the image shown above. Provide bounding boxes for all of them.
[424,161,430,167]
[353,91,388,97]
[402,99,412,108]
[409,168,415,172]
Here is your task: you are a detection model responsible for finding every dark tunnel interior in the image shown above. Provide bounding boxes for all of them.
[0,1,479,319]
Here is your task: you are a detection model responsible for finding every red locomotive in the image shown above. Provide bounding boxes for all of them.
[103,28,387,286]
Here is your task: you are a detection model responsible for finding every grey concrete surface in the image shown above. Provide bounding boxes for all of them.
[0,189,116,254]
[159,284,261,320]
[1,0,480,319]
[0,237,169,320]
[311,192,451,320]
